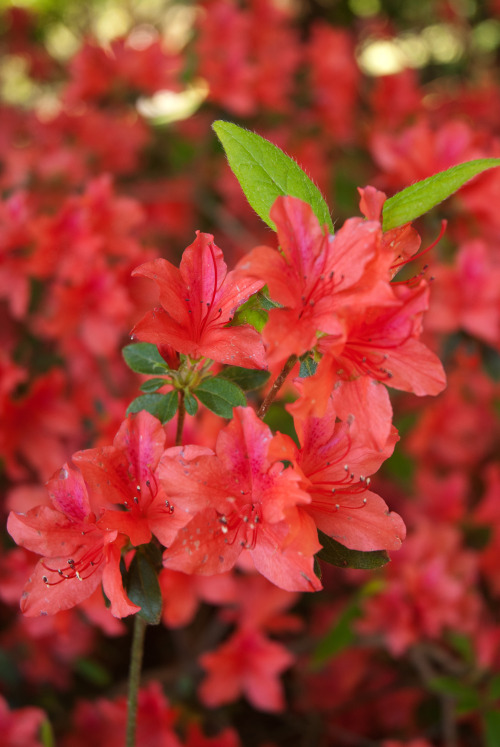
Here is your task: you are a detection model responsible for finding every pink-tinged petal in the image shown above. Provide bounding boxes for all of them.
[159,447,227,516]
[131,306,193,354]
[132,257,187,326]
[327,217,381,290]
[162,509,241,575]
[219,268,265,316]
[380,337,447,396]
[235,245,297,308]
[98,509,152,547]
[72,445,127,512]
[112,411,165,492]
[20,555,103,616]
[46,463,90,521]
[102,542,140,618]
[144,489,194,547]
[250,514,322,592]
[7,506,93,557]
[216,407,272,482]
[310,489,406,551]
[271,195,327,274]
[198,324,267,369]
[358,185,386,220]
[330,377,394,450]
[262,308,332,365]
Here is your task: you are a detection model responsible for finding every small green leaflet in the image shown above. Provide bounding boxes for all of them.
[126,391,178,424]
[126,548,162,625]
[194,376,246,418]
[140,377,169,393]
[299,355,318,378]
[218,365,271,391]
[382,158,500,230]
[213,121,334,232]
[317,529,390,570]
[184,392,198,416]
[123,343,169,375]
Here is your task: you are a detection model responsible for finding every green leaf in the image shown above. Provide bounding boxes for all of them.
[429,677,480,715]
[382,158,500,230]
[194,376,246,417]
[484,710,500,747]
[299,355,318,378]
[126,548,162,625]
[126,391,178,424]
[489,674,500,702]
[213,120,334,232]
[140,377,169,393]
[231,294,269,332]
[184,392,198,416]
[40,720,55,747]
[219,365,271,391]
[317,529,390,570]
[75,658,112,687]
[312,601,360,667]
[123,343,168,375]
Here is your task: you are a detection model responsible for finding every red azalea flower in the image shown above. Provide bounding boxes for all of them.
[160,407,322,592]
[236,195,394,366]
[199,627,293,712]
[7,463,139,618]
[74,411,189,548]
[131,231,266,368]
[273,400,405,552]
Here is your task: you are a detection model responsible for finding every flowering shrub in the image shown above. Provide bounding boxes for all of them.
[2,2,500,746]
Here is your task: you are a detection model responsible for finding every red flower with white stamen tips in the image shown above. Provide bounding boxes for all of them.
[272,400,405,552]
[130,231,266,368]
[7,464,138,618]
[159,407,322,593]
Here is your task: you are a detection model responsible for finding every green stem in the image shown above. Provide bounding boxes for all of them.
[125,614,147,747]
[176,390,186,446]
[257,354,298,420]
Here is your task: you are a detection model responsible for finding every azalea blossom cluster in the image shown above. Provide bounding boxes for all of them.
[7,188,444,617]
[4,2,500,745]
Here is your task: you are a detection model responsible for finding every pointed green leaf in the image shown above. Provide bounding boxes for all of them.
[219,365,271,391]
[299,355,318,378]
[194,376,246,417]
[123,343,168,375]
[213,120,334,232]
[484,710,500,747]
[184,392,198,416]
[126,391,178,424]
[312,601,360,667]
[317,529,390,570]
[140,377,169,393]
[126,548,162,625]
[382,158,500,230]
[41,720,55,747]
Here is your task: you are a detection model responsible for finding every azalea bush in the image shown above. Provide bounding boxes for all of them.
[3,2,500,746]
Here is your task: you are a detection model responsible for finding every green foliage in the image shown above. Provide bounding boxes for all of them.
[382,158,500,230]
[140,378,169,393]
[122,343,169,375]
[218,365,271,391]
[213,121,334,232]
[126,391,178,424]
[317,529,390,569]
[184,392,199,416]
[126,548,162,626]
[194,376,246,417]
[299,355,318,378]
[484,711,500,747]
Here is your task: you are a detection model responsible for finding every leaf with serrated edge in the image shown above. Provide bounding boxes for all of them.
[383,158,500,230]
[213,121,333,232]
[317,529,389,570]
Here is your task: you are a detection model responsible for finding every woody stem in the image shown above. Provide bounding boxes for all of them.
[257,354,298,420]
[125,614,147,747]
[176,390,186,446]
